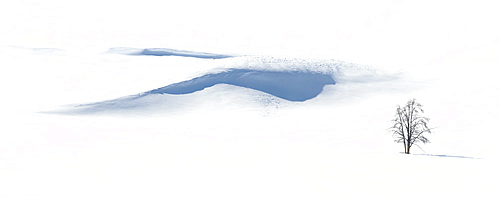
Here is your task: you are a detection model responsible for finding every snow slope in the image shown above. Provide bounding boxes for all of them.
[1,1,500,200]
[2,46,499,201]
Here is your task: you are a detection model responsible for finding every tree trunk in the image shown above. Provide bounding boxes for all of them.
[406,138,411,154]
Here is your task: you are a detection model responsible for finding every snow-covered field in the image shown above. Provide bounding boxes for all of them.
[1,1,499,200]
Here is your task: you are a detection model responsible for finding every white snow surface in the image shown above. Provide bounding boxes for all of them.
[1,1,500,200]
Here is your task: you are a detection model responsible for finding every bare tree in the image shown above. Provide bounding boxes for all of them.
[389,99,432,154]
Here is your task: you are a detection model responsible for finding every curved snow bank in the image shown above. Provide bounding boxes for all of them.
[146,69,335,101]
[58,69,335,115]
[52,53,392,115]
[108,47,232,59]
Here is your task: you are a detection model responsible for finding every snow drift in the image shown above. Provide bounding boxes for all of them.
[108,47,233,59]
[61,68,336,114]
[50,50,389,115]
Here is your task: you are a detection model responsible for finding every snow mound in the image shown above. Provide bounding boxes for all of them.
[50,52,389,115]
[108,47,233,59]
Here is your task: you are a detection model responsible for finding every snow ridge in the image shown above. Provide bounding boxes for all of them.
[108,47,233,59]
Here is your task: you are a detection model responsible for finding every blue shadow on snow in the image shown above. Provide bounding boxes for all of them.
[414,153,480,159]
[134,48,232,59]
[144,69,335,102]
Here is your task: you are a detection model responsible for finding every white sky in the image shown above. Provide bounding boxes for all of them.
[2,0,499,66]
